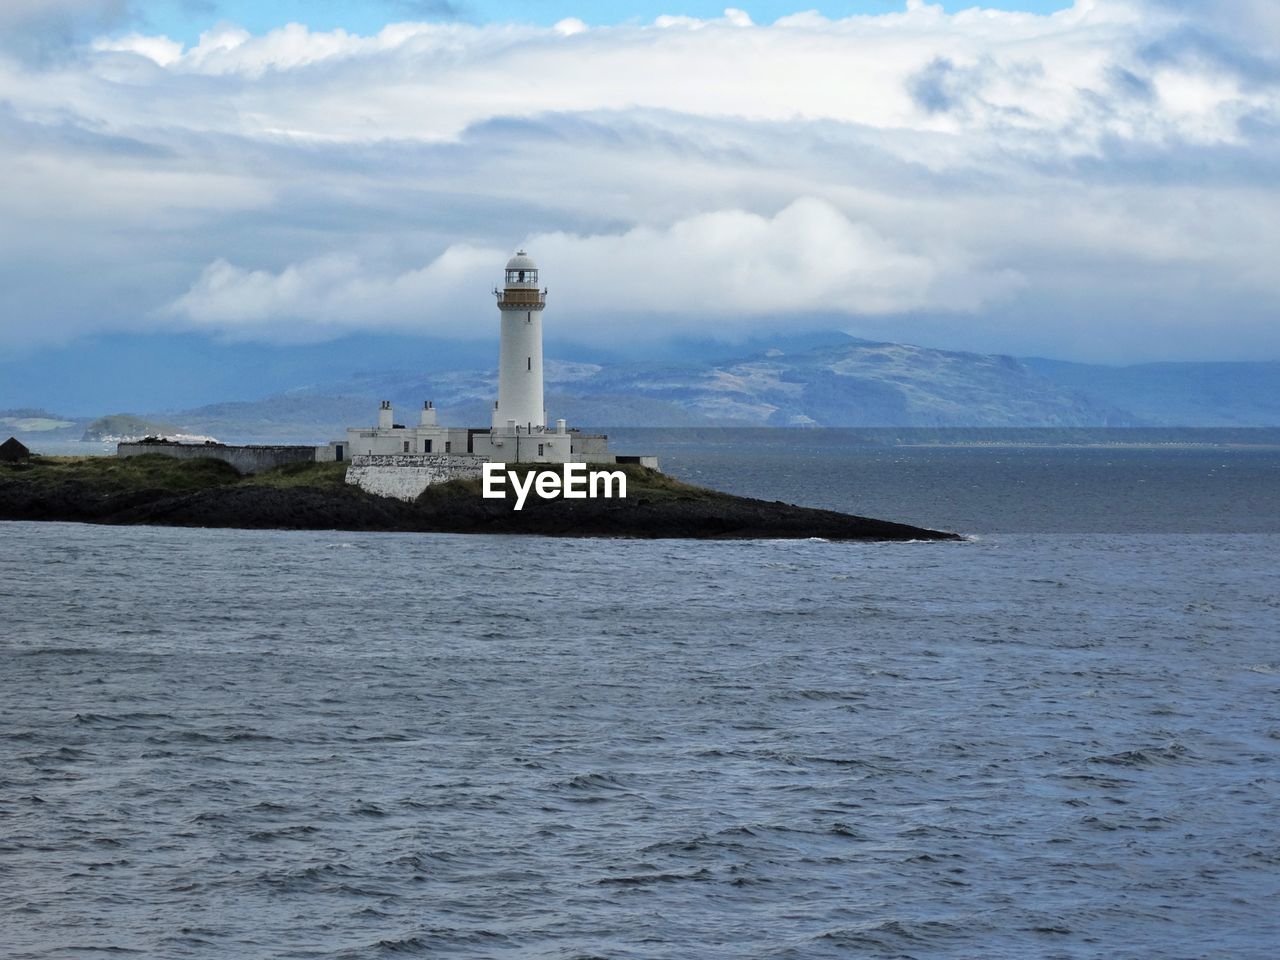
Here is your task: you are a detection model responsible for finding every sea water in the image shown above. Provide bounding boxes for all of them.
[2,437,1278,958]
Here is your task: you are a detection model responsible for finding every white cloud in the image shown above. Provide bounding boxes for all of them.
[552,18,587,37]
[9,3,1180,145]
[164,199,1023,342]
[166,245,498,341]
[0,0,1278,360]
[91,31,182,65]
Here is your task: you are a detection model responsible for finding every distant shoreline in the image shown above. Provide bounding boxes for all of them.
[15,427,1280,460]
[888,441,1280,449]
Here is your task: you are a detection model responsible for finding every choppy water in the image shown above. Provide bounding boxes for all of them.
[3,443,1280,958]
[607,428,1280,534]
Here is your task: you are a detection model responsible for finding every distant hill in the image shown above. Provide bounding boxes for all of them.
[552,340,1132,427]
[1,410,78,435]
[1,409,85,445]
[8,336,1280,445]
[148,338,1137,440]
[1024,358,1280,427]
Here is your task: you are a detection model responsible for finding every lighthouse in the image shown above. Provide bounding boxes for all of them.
[492,250,547,434]
[325,245,656,475]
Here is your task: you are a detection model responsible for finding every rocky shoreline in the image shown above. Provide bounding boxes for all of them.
[0,456,961,542]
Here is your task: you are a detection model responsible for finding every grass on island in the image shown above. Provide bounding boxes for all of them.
[1,454,351,494]
[245,460,352,490]
[2,454,242,492]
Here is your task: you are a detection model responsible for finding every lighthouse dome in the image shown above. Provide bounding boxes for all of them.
[504,249,540,287]
[505,250,538,273]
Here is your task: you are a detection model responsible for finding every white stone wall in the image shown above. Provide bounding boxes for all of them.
[573,434,612,459]
[345,454,486,502]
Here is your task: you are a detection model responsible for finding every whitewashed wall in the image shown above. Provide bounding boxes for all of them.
[345,454,486,502]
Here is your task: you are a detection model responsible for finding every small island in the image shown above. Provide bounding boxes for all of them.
[0,454,960,542]
[0,253,962,543]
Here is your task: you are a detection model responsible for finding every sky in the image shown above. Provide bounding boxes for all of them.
[1,0,1278,378]
[130,1,1074,41]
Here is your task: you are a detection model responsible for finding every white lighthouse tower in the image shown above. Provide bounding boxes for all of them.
[492,250,547,435]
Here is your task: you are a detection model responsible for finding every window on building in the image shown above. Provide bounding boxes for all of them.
[403,441,410,453]
[444,441,451,453]
[538,443,544,456]
[425,439,433,453]
[527,356,531,371]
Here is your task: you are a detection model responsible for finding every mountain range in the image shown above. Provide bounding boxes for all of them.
[5,334,1279,446]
